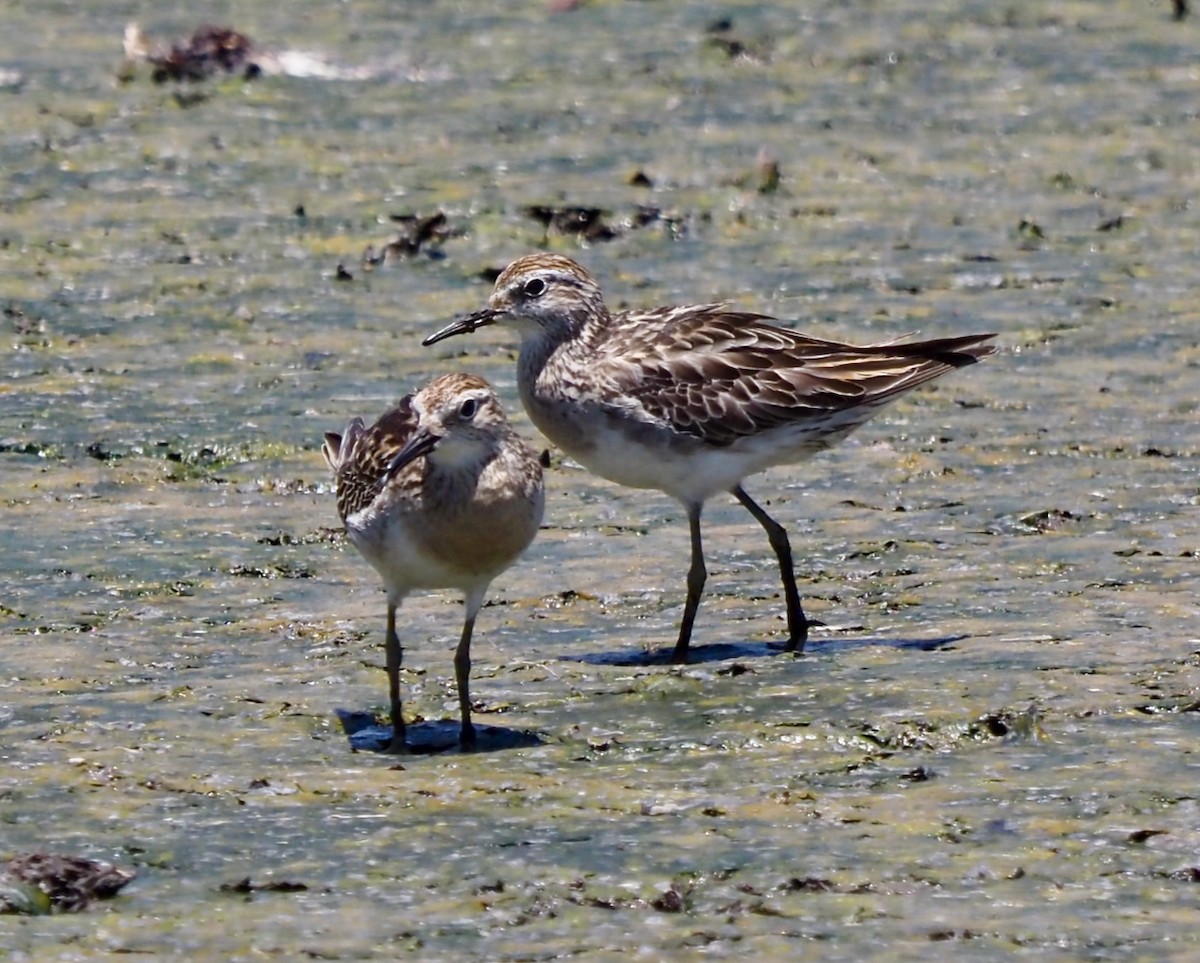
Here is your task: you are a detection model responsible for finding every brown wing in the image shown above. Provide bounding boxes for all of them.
[324,395,420,520]
[605,307,995,446]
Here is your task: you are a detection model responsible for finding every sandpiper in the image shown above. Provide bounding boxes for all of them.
[322,372,544,751]
[424,254,995,663]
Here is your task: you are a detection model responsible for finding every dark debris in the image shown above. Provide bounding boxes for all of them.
[364,212,459,268]
[219,877,309,894]
[147,25,260,83]
[523,205,618,242]
[5,853,136,912]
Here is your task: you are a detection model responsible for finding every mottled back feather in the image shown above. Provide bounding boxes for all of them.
[323,395,422,521]
[596,307,995,445]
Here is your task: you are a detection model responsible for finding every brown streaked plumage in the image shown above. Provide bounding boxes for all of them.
[424,254,996,663]
[322,372,544,751]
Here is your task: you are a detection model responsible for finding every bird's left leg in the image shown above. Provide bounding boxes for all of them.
[454,611,479,750]
[732,484,808,652]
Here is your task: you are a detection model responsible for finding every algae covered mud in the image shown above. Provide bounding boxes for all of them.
[2,0,1198,958]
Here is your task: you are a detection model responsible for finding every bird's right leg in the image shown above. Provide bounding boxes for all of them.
[385,603,407,752]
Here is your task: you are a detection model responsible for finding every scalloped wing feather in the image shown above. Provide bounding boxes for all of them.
[595,306,994,446]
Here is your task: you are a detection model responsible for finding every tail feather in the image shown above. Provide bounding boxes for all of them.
[864,332,997,368]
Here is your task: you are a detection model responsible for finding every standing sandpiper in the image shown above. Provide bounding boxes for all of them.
[323,372,545,751]
[423,254,995,663]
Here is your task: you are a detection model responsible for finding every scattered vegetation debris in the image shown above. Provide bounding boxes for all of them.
[219,877,309,894]
[524,205,619,242]
[129,24,261,83]
[123,23,369,83]
[1017,508,1078,533]
[976,711,1013,738]
[708,34,750,59]
[778,876,836,893]
[724,147,783,194]
[541,588,597,608]
[704,18,768,62]
[256,529,343,546]
[363,212,458,267]
[85,441,121,462]
[302,350,335,370]
[650,886,685,913]
[632,204,669,229]
[7,304,49,347]
[4,853,135,913]
[973,705,1046,742]
[520,202,682,242]
[929,929,978,941]
[1017,218,1046,248]
[228,563,314,579]
[845,539,898,559]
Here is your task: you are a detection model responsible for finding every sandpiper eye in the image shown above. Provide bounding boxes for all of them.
[522,277,547,299]
[458,397,479,420]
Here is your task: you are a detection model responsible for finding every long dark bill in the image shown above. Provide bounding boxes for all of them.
[383,428,440,481]
[421,308,501,347]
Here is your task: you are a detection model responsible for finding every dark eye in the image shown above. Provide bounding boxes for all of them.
[458,397,479,420]
[522,277,546,299]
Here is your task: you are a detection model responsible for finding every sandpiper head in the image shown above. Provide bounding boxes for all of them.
[423,253,607,346]
[385,373,509,476]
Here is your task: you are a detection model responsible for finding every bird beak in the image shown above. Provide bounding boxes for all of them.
[422,308,501,347]
[384,427,441,480]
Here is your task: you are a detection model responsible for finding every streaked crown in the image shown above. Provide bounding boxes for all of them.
[488,253,609,335]
[412,372,510,439]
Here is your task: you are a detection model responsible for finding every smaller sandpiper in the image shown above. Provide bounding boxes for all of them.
[323,373,545,751]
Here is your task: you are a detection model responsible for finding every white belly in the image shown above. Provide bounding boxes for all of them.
[527,395,838,505]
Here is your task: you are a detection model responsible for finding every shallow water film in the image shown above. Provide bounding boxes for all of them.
[2,1,1199,959]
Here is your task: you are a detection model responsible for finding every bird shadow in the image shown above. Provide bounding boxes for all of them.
[561,633,968,667]
[335,709,544,754]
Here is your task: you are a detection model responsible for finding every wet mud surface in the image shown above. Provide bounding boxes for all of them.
[2,2,1198,959]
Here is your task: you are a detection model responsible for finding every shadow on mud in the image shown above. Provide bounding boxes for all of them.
[335,709,545,754]
[561,633,968,666]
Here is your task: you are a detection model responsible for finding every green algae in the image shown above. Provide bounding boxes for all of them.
[2,0,1199,958]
